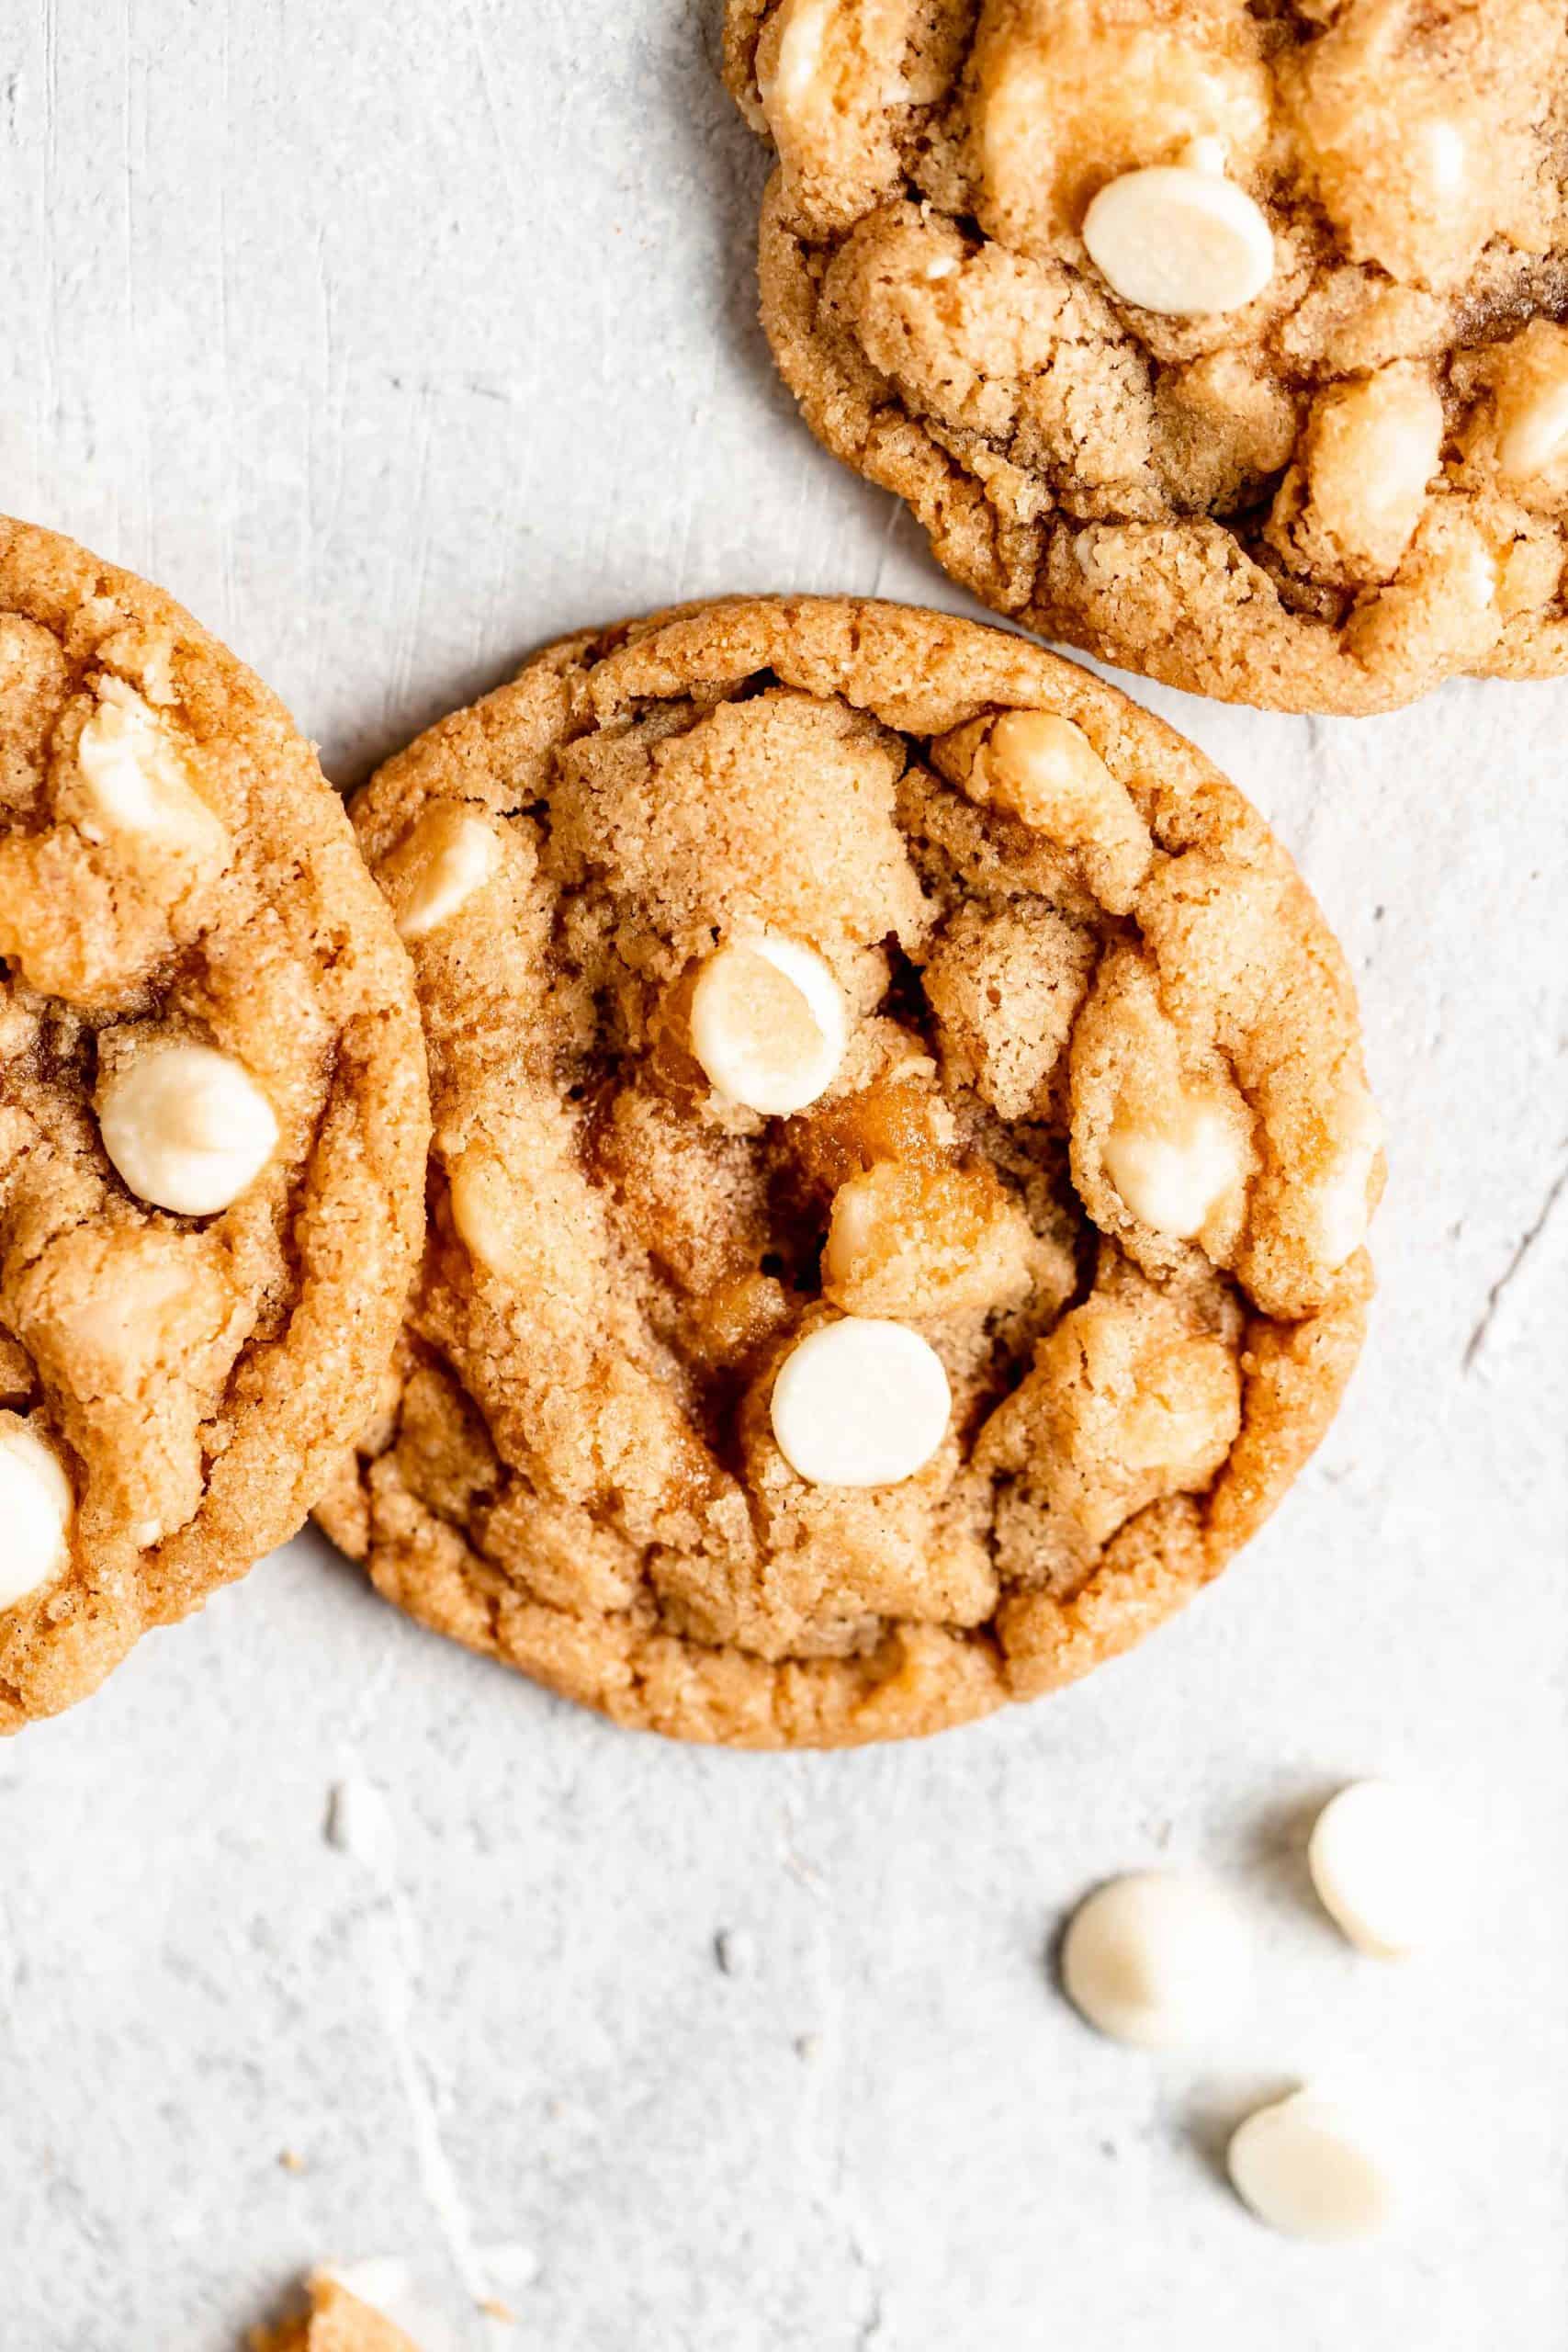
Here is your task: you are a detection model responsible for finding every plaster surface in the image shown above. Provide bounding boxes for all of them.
[1,6,1564,2346]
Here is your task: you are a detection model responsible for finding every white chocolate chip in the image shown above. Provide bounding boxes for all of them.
[769,1317,950,1488]
[1491,329,1568,484]
[1311,1088,1383,1270]
[395,808,503,942]
[1303,367,1444,576]
[959,708,1151,913]
[0,1413,73,1610]
[1082,164,1274,316]
[1227,2089,1403,2241]
[1060,1871,1251,2050]
[1499,379,1568,481]
[763,0,833,118]
[98,1042,279,1216]
[75,681,229,858]
[690,935,848,1118]
[1307,1781,1456,1959]
[1105,1094,1244,1241]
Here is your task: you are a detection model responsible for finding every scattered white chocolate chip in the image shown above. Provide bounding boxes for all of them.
[1082,160,1273,316]
[75,681,228,858]
[1060,1871,1251,2050]
[98,1042,279,1216]
[690,935,848,1118]
[0,1413,73,1610]
[1311,1089,1383,1270]
[395,808,502,942]
[1105,1095,1244,1241]
[1307,1781,1455,1959]
[769,1316,950,1488]
[1227,2088,1403,2241]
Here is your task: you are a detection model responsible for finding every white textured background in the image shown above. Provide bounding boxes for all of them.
[2,6,1565,2348]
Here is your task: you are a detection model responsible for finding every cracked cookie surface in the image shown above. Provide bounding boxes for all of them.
[318,596,1376,1749]
[0,518,429,1728]
[726,0,1568,713]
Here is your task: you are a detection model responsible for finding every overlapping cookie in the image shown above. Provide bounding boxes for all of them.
[319,595,1379,1748]
[726,0,1568,712]
[0,520,429,1726]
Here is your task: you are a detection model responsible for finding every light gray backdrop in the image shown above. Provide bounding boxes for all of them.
[2,6,1564,2347]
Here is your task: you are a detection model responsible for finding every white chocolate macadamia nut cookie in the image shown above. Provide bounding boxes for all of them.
[0,518,429,1727]
[727,0,1568,713]
[319,597,1376,1750]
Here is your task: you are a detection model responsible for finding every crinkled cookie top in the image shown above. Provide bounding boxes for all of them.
[728,0,1568,713]
[321,597,1376,1749]
[0,519,428,1728]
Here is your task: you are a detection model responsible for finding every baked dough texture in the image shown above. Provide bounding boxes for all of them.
[250,2277,421,2352]
[320,597,1377,1748]
[726,0,1568,713]
[0,519,429,1727]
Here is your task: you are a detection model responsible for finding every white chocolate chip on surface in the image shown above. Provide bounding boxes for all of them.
[770,1316,951,1487]
[690,934,848,1117]
[75,680,229,858]
[98,1042,279,1216]
[1307,1781,1456,1959]
[1105,1094,1245,1241]
[1227,2089,1403,2241]
[0,1413,73,1611]
[1082,163,1274,316]
[395,808,503,942]
[1060,1871,1251,2049]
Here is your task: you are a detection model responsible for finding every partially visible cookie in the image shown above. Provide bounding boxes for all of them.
[250,2275,421,2352]
[319,595,1377,1749]
[0,518,429,1727]
[726,1,1568,713]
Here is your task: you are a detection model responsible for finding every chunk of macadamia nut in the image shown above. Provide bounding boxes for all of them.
[1480,321,1568,492]
[72,679,230,863]
[936,708,1152,915]
[1289,364,1446,580]
[390,807,504,943]
[822,1159,1043,1319]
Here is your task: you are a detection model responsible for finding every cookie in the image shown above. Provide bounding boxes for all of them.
[250,2276,421,2352]
[318,595,1377,1748]
[0,518,429,1727]
[725,1,1568,714]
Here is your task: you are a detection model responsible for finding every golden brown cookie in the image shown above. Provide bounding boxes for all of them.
[725,0,1568,714]
[0,518,429,1728]
[318,596,1377,1749]
[250,2276,422,2352]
